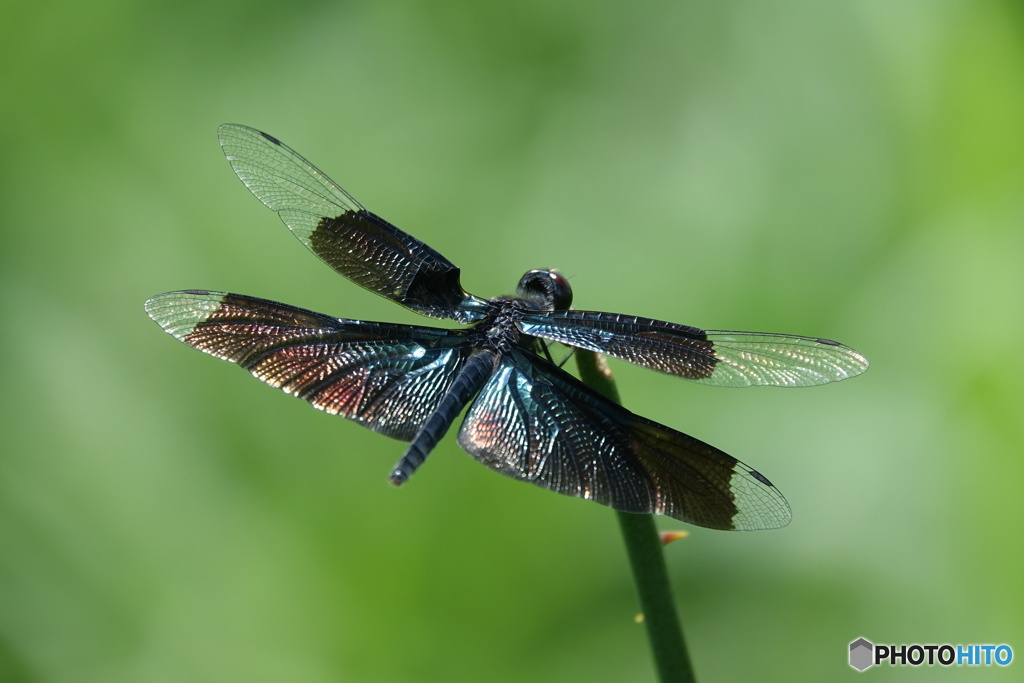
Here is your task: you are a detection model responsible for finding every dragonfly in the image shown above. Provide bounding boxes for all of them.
[145,124,868,531]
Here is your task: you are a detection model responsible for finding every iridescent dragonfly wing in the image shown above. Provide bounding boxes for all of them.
[457,350,791,530]
[517,310,868,387]
[217,124,489,323]
[145,291,475,440]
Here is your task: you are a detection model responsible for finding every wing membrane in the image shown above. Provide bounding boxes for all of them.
[217,124,488,322]
[457,350,790,529]
[518,310,868,387]
[145,291,474,439]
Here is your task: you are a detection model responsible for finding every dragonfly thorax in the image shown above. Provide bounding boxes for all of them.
[477,298,530,353]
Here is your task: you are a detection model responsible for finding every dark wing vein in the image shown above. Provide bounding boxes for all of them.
[217,124,488,322]
[457,350,790,529]
[145,291,473,439]
[518,310,868,387]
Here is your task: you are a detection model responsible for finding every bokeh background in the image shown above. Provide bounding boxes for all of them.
[2,1,1022,681]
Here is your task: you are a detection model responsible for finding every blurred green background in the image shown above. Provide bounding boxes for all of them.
[2,1,1022,681]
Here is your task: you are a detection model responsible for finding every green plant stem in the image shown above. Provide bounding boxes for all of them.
[574,349,696,683]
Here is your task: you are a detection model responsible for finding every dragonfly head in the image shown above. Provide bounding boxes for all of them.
[516,269,573,311]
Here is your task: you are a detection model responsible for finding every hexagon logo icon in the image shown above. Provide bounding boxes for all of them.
[850,637,874,671]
